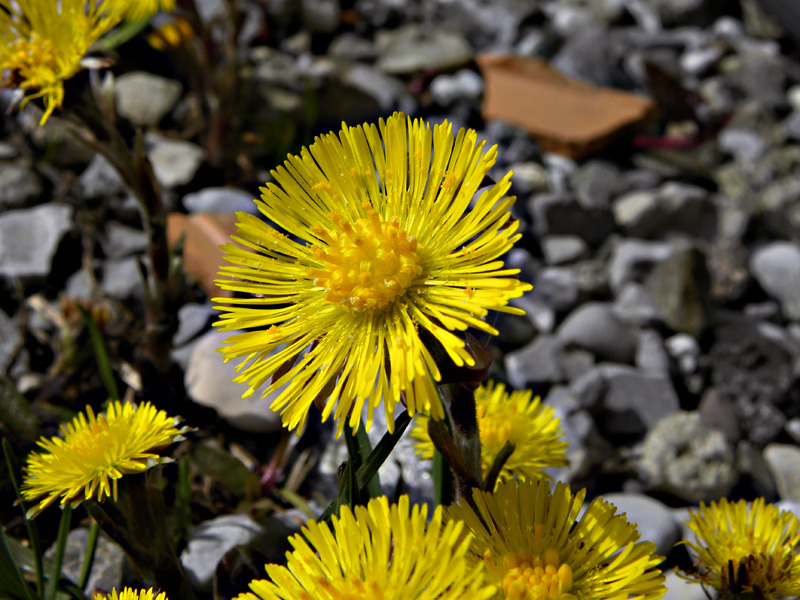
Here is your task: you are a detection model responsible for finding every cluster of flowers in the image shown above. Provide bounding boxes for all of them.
[18,110,800,599]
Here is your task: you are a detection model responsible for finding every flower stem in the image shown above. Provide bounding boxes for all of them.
[76,520,99,592]
[46,505,72,600]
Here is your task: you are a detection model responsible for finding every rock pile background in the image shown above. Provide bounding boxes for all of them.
[3,1,800,598]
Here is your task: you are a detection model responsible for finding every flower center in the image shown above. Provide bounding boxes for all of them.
[308,205,422,312]
[501,549,575,600]
[478,404,514,447]
[6,34,60,84]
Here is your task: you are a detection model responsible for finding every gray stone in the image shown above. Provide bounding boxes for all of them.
[509,162,550,195]
[698,388,741,443]
[493,311,537,349]
[101,222,147,259]
[600,365,680,438]
[776,500,800,521]
[185,330,283,432]
[572,160,625,209]
[46,527,125,593]
[612,190,660,234]
[0,163,42,208]
[302,0,340,33]
[718,128,767,163]
[429,69,484,106]
[505,335,565,388]
[0,204,73,277]
[78,154,127,199]
[647,246,710,336]
[115,72,182,127]
[552,25,615,87]
[613,283,661,327]
[558,303,638,363]
[608,239,673,293]
[181,514,270,592]
[764,444,800,502]
[635,411,737,502]
[183,187,256,214]
[101,257,143,300]
[377,25,472,74]
[662,570,708,600]
[680,45,724,75]
[329,33,378,62]
[0,309,21,375]
[146,133,204,188]
[750,242,800,320]
[541,236,588,265]
[636,329,670,376]
[173,303,216,347]
[602,493,681,556]
[531,267,580,314]
[530,194,615,245]
[0,142,20,159]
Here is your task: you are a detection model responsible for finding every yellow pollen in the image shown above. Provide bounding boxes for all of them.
[6,34,60,86]
[310,209,422,312]
[501,549,574,600]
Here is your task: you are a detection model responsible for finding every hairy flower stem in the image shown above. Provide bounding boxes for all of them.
[63,86,180,382]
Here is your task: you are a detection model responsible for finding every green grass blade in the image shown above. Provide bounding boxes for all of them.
[46,506,72,600]
[0,526,35,600]
[77,306,120,402]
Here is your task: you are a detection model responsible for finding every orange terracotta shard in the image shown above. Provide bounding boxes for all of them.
[477,54,656,160]
[167,212,238,298]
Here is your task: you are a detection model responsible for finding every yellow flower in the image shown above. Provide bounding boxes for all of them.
[0,0,123,125]
[411,381,568,485]
[447,479,666,600]
[22,401,186,516]
[94,589,167,600]
[120,0,177,21]
[214,113,531,436]
[681,498,800,599]
[236,495,495,600]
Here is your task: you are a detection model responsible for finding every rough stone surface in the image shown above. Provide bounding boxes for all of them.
[183,187,256,214]
[750,242,800,320]
[46,528,125,593]
[505,335,565,388]
[558,303,638,363]
[377,25,472,74]
[636,411,737,502]
[78,154,127,199]
[146,133,204,189]
[602,493,682,556]
[181,514,270,592]
[764,443,800,502]
[115,72,182,127]
[185,330,283,432]
[0,204,73,277]
[662,570,708,600]
[0,163,42,208]
[102,222,147,259]
[0,309,21,375]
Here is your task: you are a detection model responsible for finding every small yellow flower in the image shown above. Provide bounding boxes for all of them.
[447,479,666,600]
[214,113,531,436]
[681,498,800,599]
[94,589,167,600]
[236,495,495,600]
[120,0,177,21]
[22,401,186,516]
[0,0,123,124]
[411,381,568,485]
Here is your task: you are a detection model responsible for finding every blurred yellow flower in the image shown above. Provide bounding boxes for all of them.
[411,380,568,485]
[214,113,531,436]
[22,401,186,516]
[681,498,800,599]
[447,479,666,600]
[236,495,495,600]
[94,589,167,600]
[121,0,177,21]
[0,0,123,124]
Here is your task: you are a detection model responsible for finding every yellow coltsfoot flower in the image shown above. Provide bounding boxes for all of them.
[0,0,123,124]
[681,498,800,599]
[94,589,167,600]
[22,401,187,516]
[214,112,532,435]
[447,479,667,600]
[120,0,177,21]
[411,380,568,485]
[236,495,495,600]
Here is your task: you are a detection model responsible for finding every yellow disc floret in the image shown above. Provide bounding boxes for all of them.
[309,203,422,312]
[501,549,575,600]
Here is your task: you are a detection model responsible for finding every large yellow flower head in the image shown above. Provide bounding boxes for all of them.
[411,381,568,485]
[214,113,531,436]
[22,401,187,516]
[0,0,124,125]
[447,479,666,600]
[94,589,167,600]
[681,498,800,599]
[236,495,495,600]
